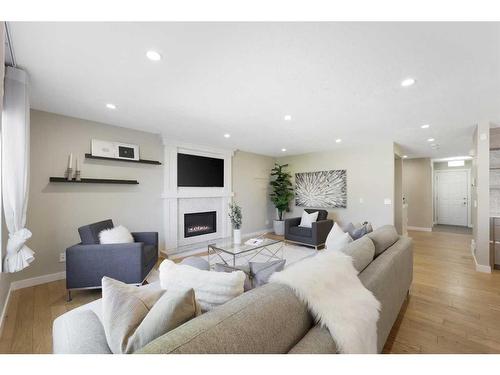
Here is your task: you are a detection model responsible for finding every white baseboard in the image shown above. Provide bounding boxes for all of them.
[407,226,432,232]
[473,254,492,273]
[10,271,66,291]
[0,284,13,338]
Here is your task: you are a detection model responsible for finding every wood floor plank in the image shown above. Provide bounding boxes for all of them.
[10,287,34,354]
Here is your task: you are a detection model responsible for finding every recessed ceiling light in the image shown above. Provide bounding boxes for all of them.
[403,155,408,159]
[421,124,430,129]
[284,115,292,121]
[401,78,416,87]
[281,148,287,152]
[427,138,435,142]
[106,103,116,110]
[335,139,342,143]
[223,133,231,138]
[146,50,162,61]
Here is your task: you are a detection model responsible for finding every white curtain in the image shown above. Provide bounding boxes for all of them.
[1,66,34,273]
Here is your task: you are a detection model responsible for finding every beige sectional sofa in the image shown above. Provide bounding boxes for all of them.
[53,225,413,354]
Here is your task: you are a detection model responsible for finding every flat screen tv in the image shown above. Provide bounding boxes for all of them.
[177,153,224,187]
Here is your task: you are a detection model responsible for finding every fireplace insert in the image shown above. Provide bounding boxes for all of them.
[184,211,217,238]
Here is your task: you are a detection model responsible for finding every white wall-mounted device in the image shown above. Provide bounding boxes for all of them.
[91,139,139,161]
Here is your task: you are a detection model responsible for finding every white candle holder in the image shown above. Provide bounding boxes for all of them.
[65,167,73,181]
[74,170,81,181]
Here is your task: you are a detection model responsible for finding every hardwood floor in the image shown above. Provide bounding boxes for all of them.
[1,230,499,354]
[383,230,500,353]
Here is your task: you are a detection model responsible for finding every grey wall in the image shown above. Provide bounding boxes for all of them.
[232,150,275,235]
[403,158,433,229]
[10,110,164,283]
[277,143,395,229]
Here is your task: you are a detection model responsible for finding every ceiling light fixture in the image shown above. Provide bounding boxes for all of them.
[401,78,416,87]
[106,103,116,110]
[335,139,342,143]
[223,133,231,138]
[281,148,287,152]
[421,124,430,129]
[427,138,435,142]
[403,155,408,159]
[146,50,162,61]
[284,115,292,121]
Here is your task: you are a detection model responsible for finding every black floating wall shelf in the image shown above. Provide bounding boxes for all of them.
[84,153,161,165]
[49,177,139,185]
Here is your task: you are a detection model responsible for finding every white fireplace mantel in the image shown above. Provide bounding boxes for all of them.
[161,139,235,255]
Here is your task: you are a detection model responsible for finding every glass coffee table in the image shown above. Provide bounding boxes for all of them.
[207,237,284,268]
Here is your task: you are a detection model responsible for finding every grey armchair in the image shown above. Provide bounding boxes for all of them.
[65,219,158,301]
[284,209,333,250]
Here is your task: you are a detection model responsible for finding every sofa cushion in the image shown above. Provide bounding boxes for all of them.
[289,226,312,237]
[305,209,328,221]
[339,236,375,273]
[288,324,337,354]
[367,225,399,257]
[78,219,114,244]
[137,283,313,354]
[102,277,198,354]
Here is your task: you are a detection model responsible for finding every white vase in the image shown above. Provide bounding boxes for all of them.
[233,229,241,244]
[273,220,285,236]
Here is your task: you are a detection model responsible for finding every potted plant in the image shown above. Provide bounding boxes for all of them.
[270,163,294,235]
[228,202,243,244]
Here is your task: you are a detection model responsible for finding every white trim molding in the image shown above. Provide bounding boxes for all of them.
[10,271,66,291]
[473,254,492,273]
[407,226,432,232]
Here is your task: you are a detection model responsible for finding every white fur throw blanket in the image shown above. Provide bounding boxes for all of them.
[159,259,246,312]
[270,250,381,353]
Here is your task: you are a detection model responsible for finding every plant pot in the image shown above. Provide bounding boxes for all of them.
[233,229,242,244]
[273,220,285,236]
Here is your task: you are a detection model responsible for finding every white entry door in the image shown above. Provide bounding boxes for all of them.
[436,170,469,226]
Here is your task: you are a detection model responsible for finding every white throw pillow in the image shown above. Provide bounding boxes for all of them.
[159,259,246,312]
[299,211,319,228]
[326,232,353,252]
[326,223,353,251]
[99,225,134,244]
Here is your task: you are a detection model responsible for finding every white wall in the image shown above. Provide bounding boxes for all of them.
[232,151,275,235]
[472,122,491,271]
[277,143,395,228]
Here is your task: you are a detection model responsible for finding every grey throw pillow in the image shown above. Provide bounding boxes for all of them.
[249,259,286,288]
[351,226,368,240]
[101,277,198,354]
[180,256,210,271]
[214,263,253,291]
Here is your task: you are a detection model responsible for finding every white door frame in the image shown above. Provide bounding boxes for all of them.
[434,169,472,227]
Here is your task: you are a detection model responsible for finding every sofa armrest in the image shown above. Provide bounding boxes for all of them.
[312,220,334,244]
[66,242,145,289]
[131,232,158,246]
[285,217,301,234]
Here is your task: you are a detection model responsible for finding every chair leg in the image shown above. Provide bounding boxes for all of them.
[67,290,72,302]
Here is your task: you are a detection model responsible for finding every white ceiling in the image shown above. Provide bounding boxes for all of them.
[8,22,500,158]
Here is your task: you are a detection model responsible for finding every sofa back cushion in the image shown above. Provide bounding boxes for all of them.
[339,236,375,273]
[137,283,313,354]
[367,225,399,257]
[78,219,114,244]
[304,209,328,221]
